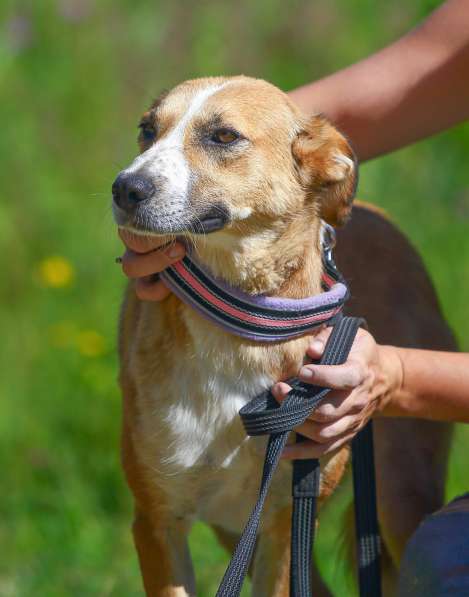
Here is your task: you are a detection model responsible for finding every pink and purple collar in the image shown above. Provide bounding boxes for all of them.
[159,247,349,343]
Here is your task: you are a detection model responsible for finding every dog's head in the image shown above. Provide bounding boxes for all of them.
[112,76,357,245]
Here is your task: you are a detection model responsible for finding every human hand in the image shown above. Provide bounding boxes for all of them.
[117,229,186,300]
[272,327,401,459]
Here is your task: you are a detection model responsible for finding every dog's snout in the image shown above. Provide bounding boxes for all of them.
[112,173,155,211]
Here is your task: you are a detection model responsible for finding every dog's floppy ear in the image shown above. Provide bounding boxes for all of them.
[292,115,358,226]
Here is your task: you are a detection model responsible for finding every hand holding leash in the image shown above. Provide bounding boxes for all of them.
[272,326,402,459]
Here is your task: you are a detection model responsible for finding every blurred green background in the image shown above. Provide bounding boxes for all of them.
[0,0,468,595]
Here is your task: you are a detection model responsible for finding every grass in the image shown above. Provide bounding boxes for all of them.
[0,1,468,595]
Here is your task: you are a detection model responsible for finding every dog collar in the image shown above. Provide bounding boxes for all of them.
[159,236,349,343]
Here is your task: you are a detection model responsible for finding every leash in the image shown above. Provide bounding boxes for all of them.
[216,316,381,597]
[160,229,381,596]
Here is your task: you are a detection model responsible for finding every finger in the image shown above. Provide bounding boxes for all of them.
[294,413,360,444]
[298,359,367,390]
[121,244,185,278]
[307,388,372,423]
[314,414,362,441]
[118,228,169,253]
[305,390,349,422]
[271,382,292,403]
[281,431,356,460]
[305,327,333,359]
[135,277,172,301]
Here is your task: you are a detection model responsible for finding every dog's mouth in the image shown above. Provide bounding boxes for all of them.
[190,217,225,234]
[190,206,229,234]
[116,203,230,238]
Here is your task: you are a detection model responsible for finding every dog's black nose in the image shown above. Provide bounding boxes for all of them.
[112,173,155,211]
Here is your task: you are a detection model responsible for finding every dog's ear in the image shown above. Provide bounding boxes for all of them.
[292,115,358,226]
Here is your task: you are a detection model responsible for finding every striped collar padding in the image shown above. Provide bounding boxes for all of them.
[159,250,349,342]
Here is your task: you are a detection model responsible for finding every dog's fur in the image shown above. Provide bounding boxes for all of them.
[114,76,454,596]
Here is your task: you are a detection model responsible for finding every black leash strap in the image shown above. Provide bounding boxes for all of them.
[215,316,381,597]
[352,422,381,596]
[290,450,320,596]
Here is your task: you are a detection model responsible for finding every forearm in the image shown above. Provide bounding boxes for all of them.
[290,0,469,161]
[274,328,469,458]
[379,345,469,423]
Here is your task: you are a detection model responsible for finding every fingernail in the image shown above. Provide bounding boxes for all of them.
[300,367,314,380]
[115,256,123,264]
[166,246,184,259]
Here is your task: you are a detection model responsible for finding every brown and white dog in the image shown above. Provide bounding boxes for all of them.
[113,76,454,596]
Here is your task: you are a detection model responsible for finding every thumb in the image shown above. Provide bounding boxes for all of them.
[306,326,333,359]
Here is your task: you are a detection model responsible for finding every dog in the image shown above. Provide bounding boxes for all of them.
[113,76,454,596]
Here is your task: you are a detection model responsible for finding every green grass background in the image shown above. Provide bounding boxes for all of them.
[0,1,468,595]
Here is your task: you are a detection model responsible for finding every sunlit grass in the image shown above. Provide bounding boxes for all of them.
[1,1,468,595]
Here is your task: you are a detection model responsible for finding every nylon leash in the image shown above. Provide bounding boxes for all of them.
[352,422,381,596]
[216,316,381,597]
[290,447,320,596]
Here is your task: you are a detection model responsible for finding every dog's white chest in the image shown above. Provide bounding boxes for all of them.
[140,352,293,532]
[159,364,272,472]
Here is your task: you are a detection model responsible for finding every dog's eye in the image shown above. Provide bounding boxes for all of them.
[138,123,157,142]
[211,128,239,145]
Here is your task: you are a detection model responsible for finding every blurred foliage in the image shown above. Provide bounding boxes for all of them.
[0,1,467,595]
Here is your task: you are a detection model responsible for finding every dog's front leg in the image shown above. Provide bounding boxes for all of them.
[250,507,291,597]
[133,508,195,597]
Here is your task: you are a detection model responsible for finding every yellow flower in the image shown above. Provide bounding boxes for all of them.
[76,330,106,357]
[38,256,74,288]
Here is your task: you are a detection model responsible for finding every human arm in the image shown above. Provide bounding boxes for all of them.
[289,0,469,161]
[385,345,469,422]
[272,327,469,459]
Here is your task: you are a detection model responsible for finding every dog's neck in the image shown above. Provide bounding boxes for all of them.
[189,216,324,299]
